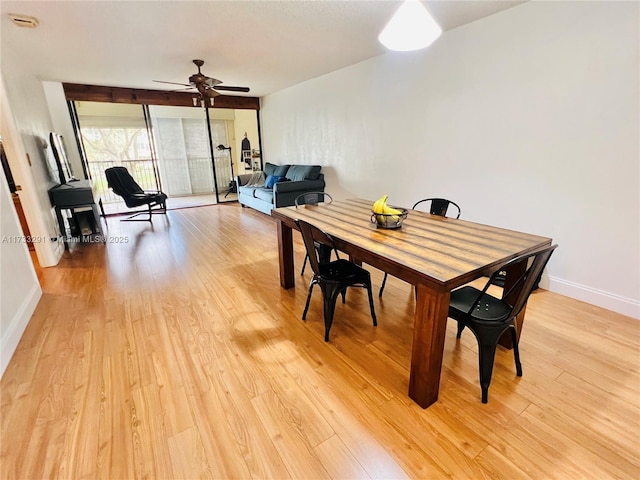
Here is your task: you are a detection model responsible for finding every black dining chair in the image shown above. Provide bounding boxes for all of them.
[105,166,167,221]
[296,219,377,342]
[379,197,461,297]
[449,244,558,403]
[412,197,461,218]
[295,192,333,276]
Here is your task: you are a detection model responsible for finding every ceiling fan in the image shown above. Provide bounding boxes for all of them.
[153,59,250,104]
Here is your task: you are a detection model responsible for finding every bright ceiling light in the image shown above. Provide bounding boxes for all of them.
[378,0,442,52]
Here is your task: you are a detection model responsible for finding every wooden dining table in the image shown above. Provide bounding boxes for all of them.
[271,198,552,408]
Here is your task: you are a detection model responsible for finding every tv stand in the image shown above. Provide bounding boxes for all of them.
[48,179,104,248]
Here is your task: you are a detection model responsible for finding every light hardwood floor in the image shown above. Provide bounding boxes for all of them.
[2,204,639,479]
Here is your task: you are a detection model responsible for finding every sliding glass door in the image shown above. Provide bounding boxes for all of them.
[75,102,241,214]
[148,105,235,204]
[75,101,161,214]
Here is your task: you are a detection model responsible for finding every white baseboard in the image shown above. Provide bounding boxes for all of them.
[548,276,640,320]
[32,235,64,267]
[1,283,42,377]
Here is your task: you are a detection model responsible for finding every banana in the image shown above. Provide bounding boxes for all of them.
[383,204,403,215]
[372,195,403,224]
[382,204,402,223]
[372,195,388,222]
[372,195,388,214]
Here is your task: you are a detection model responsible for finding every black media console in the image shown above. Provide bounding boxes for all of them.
[48,179,105,248]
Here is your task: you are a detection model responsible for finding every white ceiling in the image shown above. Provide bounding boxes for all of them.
[1,1,525,98]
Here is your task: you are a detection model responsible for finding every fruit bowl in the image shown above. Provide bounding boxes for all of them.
[370,208,409,229]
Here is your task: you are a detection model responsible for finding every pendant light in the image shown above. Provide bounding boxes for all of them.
[378,0,442,52]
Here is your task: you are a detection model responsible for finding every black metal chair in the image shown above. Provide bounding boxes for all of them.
[296,219,377,342]
[295,192,333,276]
[379,197,461,296]
[412,197,461,218]
[105,166,167,221]
[449,244,558,403]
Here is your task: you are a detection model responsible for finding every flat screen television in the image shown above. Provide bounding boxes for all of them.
[48,132,75,184]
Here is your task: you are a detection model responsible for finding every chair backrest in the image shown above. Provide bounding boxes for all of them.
[412,198,461,218]
[105,166,145,198]
[295,219,339,275]
[295,192,333,208]
[490,244,558,318]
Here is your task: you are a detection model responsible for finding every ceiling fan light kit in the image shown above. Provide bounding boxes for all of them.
[378,0,442,52]
[192,95,215,107]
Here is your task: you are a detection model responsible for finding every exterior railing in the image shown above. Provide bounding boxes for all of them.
[88,159,159,204]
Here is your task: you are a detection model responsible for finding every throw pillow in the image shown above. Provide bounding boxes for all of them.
[264,174,285,189]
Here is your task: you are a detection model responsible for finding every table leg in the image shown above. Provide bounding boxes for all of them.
[408,283,450,408]
[277,219,295,289]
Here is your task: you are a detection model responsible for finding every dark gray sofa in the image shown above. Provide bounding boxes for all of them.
[236,162,325,215]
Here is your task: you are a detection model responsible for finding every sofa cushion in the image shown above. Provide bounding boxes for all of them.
[253,187,275,202]
[285,165,322,181]
[264,163,277,176]
[264,162,290,177]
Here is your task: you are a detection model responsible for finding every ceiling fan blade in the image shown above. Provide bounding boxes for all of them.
[154,61,251,96]
[213,85,250,93]
[153,80,191,87]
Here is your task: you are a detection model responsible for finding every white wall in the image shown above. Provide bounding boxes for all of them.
[261,1,640,318]
[0,75,50,376]
[0,166,42,376]
[43,81,85,178]
[0,76,63,268]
